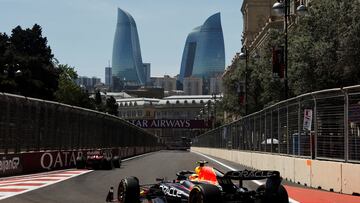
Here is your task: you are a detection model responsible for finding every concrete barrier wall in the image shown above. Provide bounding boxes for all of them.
[342,163,360,195]
[294,158,311,186]
[191,147,360,195]
[311,160,342,192]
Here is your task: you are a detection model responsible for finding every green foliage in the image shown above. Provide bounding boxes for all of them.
[223,0,360,118]
[222,59,244,116]
[0,24,59,100]
[94,91,105,111]
[289,0,360,94]
[54,64,95,109]
[105,96,119,116]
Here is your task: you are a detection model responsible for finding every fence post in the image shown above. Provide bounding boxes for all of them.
[312,94,318,160]
[298,101,301,156]
[264,111,267,152]
[287,104,289,155]
[278,106,280,154]
[271,110,273,153]
[344,89,349,162]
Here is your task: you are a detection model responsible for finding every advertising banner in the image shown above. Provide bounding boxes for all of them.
[303,109,313,131]
[127,119,210,129]
[0,149,117,177]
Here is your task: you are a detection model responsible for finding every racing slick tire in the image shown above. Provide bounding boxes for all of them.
[112,156,121,168]
[118,177,140,203]
[189,184,221,203]
[257,184,289,203]
[75,156,86,169]
[102,158,114,170]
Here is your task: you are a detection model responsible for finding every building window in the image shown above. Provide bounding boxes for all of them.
[137,110,143,117]
[146,111,151,117]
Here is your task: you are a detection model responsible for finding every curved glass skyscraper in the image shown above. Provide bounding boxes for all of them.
[112,8,145,85]
[179,13,225,82]
[179,26,201,82]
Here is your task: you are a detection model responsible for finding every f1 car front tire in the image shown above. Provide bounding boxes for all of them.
[118,177,140,203]
[189,184,221,203]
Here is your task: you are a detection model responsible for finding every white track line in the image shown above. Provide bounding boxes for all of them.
[192,151,300,203]
[122,151,156,162]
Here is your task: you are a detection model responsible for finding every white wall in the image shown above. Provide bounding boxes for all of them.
[191,147,360,195]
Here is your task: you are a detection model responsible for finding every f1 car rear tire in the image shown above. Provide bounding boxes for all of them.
[112,156,121,168]
[257,184,289,203]
[189,184,221,203]
[102,158,114,170]
[118,177,140,203]
[75,156,86,169]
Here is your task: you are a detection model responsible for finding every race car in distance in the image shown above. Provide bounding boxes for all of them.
[117,161,289,203]
[76,149,121,170]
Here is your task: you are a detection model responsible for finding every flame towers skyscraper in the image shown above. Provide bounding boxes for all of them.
[179,13,225,83]
[112,8,145,86]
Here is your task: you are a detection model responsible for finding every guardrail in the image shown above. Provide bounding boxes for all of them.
[193,85,360,163]
[0,92,161,154]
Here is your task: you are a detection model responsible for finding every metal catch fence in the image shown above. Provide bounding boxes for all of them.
[0,93,160,154]
[193,85,360,163]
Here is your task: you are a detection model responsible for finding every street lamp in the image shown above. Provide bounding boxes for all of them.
[272,0,307,99]
[239,47,248,115]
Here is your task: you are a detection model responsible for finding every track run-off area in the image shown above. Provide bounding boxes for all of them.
[0,150,359,203]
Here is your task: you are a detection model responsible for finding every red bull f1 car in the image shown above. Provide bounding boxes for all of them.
[76,149,121,170]
[116,161,289,203]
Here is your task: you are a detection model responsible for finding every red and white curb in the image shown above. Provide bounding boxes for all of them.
[0,169,92,200]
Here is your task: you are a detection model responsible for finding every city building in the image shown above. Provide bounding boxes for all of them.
[183,77,203,95]
[76,76,101,92]
[241,0,308,55]
[117,95,221,146]
[125,87,164,99]
[112,8,146,86]
[209,76,223,94]
[150,75,177,92]
[143,63,151,85]
[105,67,112,87]
[178,13,225,94]
[178,26,201,83]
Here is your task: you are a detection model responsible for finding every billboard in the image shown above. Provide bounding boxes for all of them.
[127,119,210,129]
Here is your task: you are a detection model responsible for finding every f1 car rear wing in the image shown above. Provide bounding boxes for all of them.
[222,170,280,180]
[218,170,282,190]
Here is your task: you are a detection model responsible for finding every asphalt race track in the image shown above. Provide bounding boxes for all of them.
[1,150,260,203]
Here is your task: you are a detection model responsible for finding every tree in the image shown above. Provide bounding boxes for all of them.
[105,96,118,116]
[222,29,285,118]
[54,64,94,109]
[289,0,360,95]
[94,91,104,111]
[0,24,59,99]
[0,33,16,92]
[222,0,360,120]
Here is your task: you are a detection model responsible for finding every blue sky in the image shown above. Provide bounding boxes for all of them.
[0,0,243,81]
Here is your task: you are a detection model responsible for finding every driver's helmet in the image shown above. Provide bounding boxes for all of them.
[190,161,218,184]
